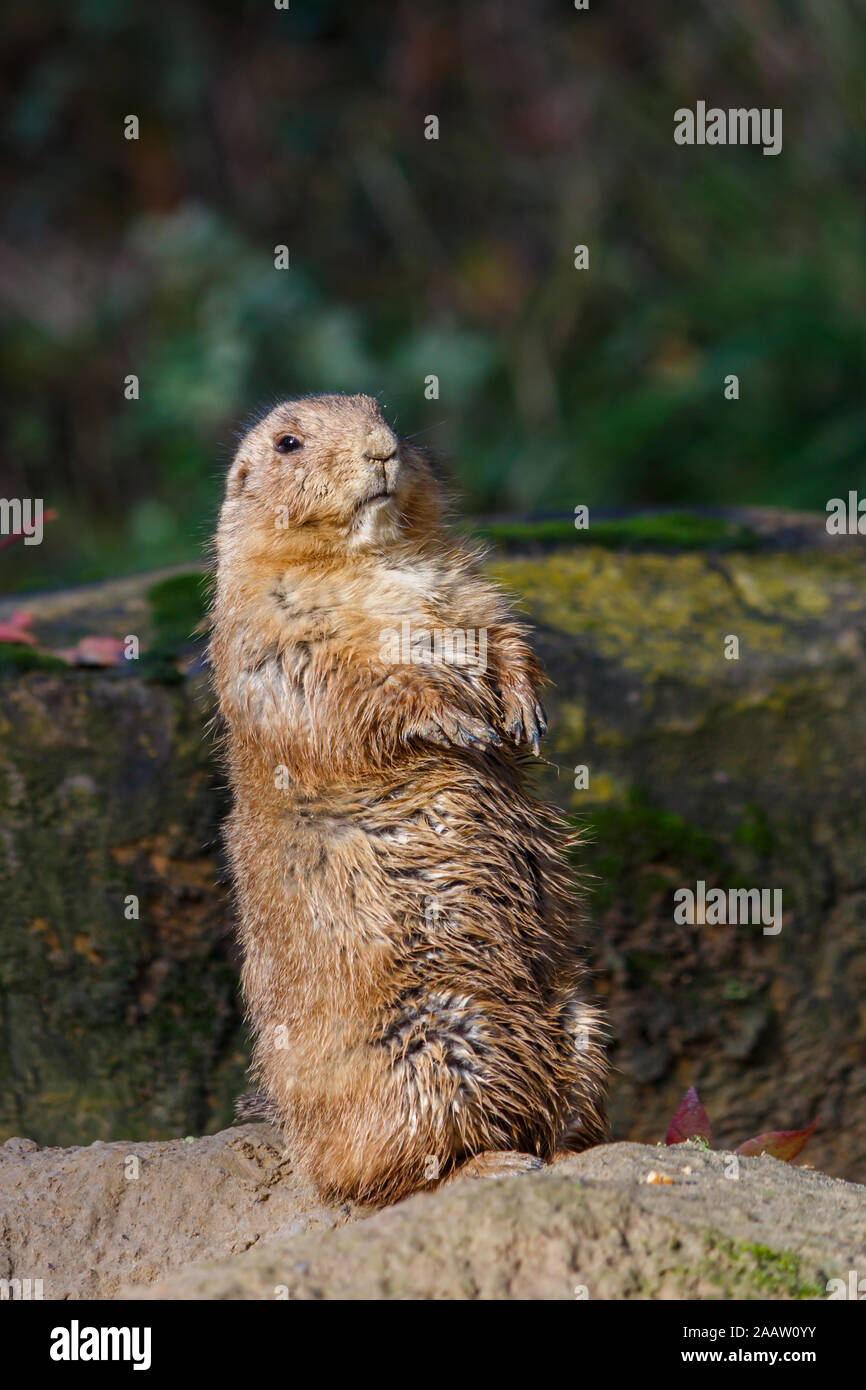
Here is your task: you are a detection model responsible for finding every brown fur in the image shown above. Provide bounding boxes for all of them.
[210,393,608,1204]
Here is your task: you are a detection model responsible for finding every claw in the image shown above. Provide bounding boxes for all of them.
[459,723,501,749]
[510,719,523,744]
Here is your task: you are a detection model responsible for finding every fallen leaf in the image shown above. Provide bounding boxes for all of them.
[54,636,127,666]
[735,1120,816,1162]
[645,1170,674,1185]
[665,1085,713,1145]
[0,609,37,645]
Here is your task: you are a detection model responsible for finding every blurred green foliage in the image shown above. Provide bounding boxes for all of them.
[1,0,865,590]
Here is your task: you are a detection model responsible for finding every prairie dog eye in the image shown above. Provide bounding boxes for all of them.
[275,434,303,454]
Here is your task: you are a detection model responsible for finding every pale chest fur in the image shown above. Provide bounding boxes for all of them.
[266,558,463,660]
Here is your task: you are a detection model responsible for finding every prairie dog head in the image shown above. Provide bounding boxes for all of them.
[218,394,443,567]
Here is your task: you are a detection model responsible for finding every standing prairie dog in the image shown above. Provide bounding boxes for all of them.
[210,393,608,1203]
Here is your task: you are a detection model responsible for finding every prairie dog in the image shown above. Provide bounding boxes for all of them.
[210,393,607,1202]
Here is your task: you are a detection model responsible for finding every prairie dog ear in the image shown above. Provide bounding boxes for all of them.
[228,455,251,499]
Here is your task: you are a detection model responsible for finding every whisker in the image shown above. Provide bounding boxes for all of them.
[403,420,449,442]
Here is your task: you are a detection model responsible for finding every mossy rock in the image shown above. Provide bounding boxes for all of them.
[489,534,866,1179]
[0,567,244,1144]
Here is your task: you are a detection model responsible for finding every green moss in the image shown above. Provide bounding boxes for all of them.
[488,547,865,684]
[142,571,211,682]
[147,571,211,646]
[703,1236,825,1300]
[473,512,759,553]
[722,978,754,1001]
[0,645,69,674]
[576,790,723,912]
[734,803,775,857]
[654,1234,827,1299]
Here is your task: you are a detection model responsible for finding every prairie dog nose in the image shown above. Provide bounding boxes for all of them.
[363,424,398,462]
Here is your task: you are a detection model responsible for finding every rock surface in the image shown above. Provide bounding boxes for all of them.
[1,1125,863,1300]
[0,569,246,1146]
[0,1124,357,1300]
[507,536,866,1181]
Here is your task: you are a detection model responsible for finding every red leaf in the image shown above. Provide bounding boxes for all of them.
[0,609,37,645]
[665,1086,713,1145]
[735,1120,816,1161]
[54,635,127,667]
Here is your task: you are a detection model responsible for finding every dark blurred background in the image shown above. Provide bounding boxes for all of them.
[2,0,865,591]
